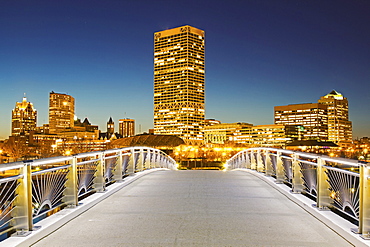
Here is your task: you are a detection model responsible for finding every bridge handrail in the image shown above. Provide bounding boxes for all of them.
[0,146,176,241]
[226,147,370,239]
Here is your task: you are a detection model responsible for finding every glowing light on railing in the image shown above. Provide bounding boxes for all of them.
[330,191,336,199]
[32,156,72,166]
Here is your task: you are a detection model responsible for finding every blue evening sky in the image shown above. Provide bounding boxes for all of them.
[1,0,369,139]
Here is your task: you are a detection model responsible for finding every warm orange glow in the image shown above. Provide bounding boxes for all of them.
[330,191,336,199]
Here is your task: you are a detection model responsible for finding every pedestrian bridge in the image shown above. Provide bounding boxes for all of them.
[0,147,369,246]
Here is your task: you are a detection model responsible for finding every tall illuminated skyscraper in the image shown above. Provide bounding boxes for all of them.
[49,91,75,133]
[318,90,352,146]
[153,25,205,144]
[11,96,37,136]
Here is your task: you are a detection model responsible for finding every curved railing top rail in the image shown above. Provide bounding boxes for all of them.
[228,147,364,167]
[0,146,176,171]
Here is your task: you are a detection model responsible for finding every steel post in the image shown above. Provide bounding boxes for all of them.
[358,164,370,238]
[292,154,304,193]
[276,152,285,183]
[63,156,78,207]
[12,161,33,234]
[257,149,264,173]
[316,157,330,209]
[265,150,273,177]
[93,153,105,192]
[114,150,123,182]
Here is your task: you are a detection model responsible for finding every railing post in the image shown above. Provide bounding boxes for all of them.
[158,154,163,168]
[146,150,153,169]
[63,156,78,207]
[136,148,144,172]
[155,151,160,168]
[93,153,105,192]
[250,150,257,170]
[256,149,264,173]
[114,150,123,182]
[316,157,330,209]
[238,153,244,169]
[144,149,151,169]
[358,164,370,238]
[292,153,304,193]
[265,150,273,177]
[245,151,251,169]
[127,149,135,174]
[276,152,285,183]
[12,161,33,235]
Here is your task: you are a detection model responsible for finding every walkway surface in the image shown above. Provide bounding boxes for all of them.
[32,170,353,246]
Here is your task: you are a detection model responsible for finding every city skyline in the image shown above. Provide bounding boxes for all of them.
[1,1,370,139]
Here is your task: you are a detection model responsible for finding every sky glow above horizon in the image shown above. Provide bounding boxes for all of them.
[0,0,370,139]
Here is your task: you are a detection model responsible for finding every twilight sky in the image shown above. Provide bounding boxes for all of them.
[1,0,369,139]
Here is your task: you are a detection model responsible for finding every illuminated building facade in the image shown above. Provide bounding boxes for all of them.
[153,25,205,144]
[119,118,135,137]
[228,124,298,148]
[274,103,328,141]
[318,90,352,146]
[11,96,37,136]
[204,122,253,144]
[49,92,75,133]
[249,125,291,148]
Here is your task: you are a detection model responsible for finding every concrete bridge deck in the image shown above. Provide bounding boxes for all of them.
[30,170,357,246]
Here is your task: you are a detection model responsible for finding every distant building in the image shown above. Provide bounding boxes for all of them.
[204,122,253,144]
[318,90,352,147]
[119,118,135,137]
[230,124,299,148]
[153,25,205,144]
[107,117,115,139]
[249,124,294,148]
[274,103,328,141]
[49,91,75,133]
[11,96,37,136]
[74,118,99,132]
[205,119,221,126]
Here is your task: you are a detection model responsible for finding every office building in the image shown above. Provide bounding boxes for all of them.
[153,25,205,144]
[249,124,292,148]
[318,90,352,146]
[49,92,75,133]
[204,122,253,144]
[11,96,37,136]
[119,118,135,137]
[274,103,328,141]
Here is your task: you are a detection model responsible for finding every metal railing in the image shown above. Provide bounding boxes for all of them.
[0,147,176,241]
[226,147,370,239]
